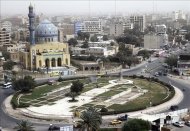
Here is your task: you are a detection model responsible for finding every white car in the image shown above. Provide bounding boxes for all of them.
[2,82,12,89]
[173,121,184,127]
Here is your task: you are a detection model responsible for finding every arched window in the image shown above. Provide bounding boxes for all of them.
[57,58,61,66]
[51,58,56,67]
[45,59,50,68]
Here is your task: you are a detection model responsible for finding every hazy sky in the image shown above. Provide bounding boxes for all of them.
[1,0,190,16]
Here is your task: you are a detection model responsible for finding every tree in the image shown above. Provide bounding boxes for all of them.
[68,38,78,47]
[77,31,90,41]
[125,57,133,68]
[3,60,16,70]
[69,92,77,102]
[138,49,151,60]
[12,76,36,92]
[122,119,151,131]
[2,51,10,60]
[81,41,89,48]
[165,55,178,68]
[80,107,102,131]
[14,120,34,131]
[90,35,98,42]
[185,33,190,41]
[103,35,108,41]
[70,80,84,94]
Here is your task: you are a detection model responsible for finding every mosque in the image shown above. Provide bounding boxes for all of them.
[16,4,73,75]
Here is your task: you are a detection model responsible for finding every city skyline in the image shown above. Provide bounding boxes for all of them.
[1,0,190,16]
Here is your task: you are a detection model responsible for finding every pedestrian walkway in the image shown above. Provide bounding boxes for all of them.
[168,74,190,85]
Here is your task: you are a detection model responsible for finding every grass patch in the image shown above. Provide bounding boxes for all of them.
[107,78,169,112]
[96,90,122,98]
[20,81,72,101]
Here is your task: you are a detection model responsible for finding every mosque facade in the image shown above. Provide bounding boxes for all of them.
[18,4,71,73]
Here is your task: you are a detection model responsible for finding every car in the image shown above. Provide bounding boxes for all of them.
[185,121,190,126]
[154,72,159,77]
[117,114,128,121]
[48,125,60,131]
[170,105,179,111]
[163,73,167,76]
[173,121,184,127]
[2,83,12,89]
[110,120,122,125]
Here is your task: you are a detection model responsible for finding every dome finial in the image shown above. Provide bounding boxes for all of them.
[29,2,33,8]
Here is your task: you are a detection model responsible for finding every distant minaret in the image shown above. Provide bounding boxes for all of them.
[28,3,35,45]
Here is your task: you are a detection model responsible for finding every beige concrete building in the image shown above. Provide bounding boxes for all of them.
[0,28,11,47]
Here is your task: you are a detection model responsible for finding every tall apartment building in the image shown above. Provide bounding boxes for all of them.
[144,24,168,49]
[74,19,102,35]
[0,28,11,47]
[130,15,146,32]
[123,20,134,31]
[109,22,123,36]
[172,10,186,21]
[1,21,12,32]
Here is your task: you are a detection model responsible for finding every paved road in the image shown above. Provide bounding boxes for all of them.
[1,45,190,130]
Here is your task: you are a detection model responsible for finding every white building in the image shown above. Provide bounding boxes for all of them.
[172,10,186,21]
[70,47,86,56]
[130,15,146,32]
[123,20,134,31]
[88,40,115,47]
[1,21,12,32]
[0,28,11,47]
[5,41,27,52]
[155,25,167,34]
[86,47,116,57]
[144,34,168,49]
[83,19,102,34]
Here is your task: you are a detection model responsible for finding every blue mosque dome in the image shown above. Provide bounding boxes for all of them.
[35,19,58,43]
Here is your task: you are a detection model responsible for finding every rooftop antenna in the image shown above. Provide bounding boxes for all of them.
[115,0,116,17]
[89,0,91,19]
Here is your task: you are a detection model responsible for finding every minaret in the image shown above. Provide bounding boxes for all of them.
[28,3,35,45]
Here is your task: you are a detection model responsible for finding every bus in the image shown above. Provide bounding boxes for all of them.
[3,82,12,89]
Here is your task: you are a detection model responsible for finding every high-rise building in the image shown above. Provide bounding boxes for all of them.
[1,21,12,32]
[144,24,168,49]
[109,22,123,36]
[0,28,11,47]
[130,15,146,32]
[172,10,186,21]
[74,19,102,35]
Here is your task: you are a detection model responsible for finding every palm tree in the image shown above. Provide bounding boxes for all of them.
[80,107,102,131]
[14,120,34,131]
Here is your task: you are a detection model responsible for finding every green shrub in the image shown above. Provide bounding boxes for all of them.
[100,107,108,112]
[11,92,20,109]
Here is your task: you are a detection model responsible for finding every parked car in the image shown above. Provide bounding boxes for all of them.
[48,125,60,131]
[110,120,122,125]
[173,121,184,127]
[185,121,190,126]
[117,114,128,121]
[170,105,179,111]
